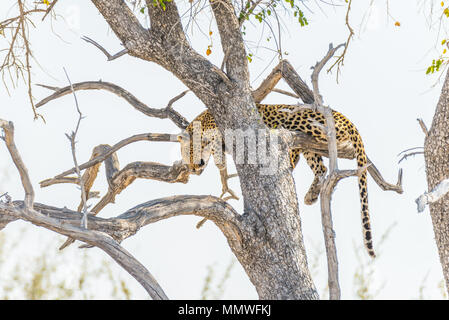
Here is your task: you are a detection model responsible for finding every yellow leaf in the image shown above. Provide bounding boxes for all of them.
[43,0,50,5]
[444,49,447,54]
[209,31,213,36]
[442,1,445,7]
[206,47,212,56]
[443,39,447,45]
[394,21,401,27]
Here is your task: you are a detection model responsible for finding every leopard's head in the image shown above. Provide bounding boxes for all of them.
[177,131,207,175]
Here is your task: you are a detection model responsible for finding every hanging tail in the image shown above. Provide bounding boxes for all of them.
[351,127,376,258]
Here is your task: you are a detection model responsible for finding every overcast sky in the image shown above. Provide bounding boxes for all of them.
[0,0,447,299]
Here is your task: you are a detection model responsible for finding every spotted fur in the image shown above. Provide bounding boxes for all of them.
[180,104,375,258]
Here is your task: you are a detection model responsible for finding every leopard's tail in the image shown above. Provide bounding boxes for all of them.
[350,126,376,258]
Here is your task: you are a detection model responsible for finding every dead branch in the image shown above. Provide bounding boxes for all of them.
[320,167,367,300]
[271,88,300,99]
[0,118,168,300]
[417,118,429,136]
[311,43,346,109]
[310,43,347,300]
[0,194,243,251]
[63,67,89,228]
[327,0,354,78]
[0,3,47,120]
[0,120,34,208]
[398,151,424,164]
[36,81,190,129]
[416,178,449,213]
[40,132,177,186]
[252,59,314,104]
[366,157,403,194]
[42,0,58,21]
[81,36,129,61]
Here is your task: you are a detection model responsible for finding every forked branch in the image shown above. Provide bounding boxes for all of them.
[310,43,346,300]
[0,118,170,299]
[36,81,190,129]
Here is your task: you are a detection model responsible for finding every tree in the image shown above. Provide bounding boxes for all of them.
[418,69,449,294]
[0,0,404,300]
[404,2,449,297]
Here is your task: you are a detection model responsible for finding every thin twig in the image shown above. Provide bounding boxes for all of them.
[40,132,177,185]
[63,68,88,229]
[417,118,429,136]
[81,36,129,61]
[42,0,58,21]
[327,0,354,80]
[271,88,300,99]
[398,151,424,164]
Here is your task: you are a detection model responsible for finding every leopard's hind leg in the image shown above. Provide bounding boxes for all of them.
[303,151,327,205]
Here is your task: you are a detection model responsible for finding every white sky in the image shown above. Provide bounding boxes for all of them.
[0,0,447,299]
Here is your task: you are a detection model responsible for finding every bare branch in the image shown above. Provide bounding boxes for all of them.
[0,119,34,208]
[81,36,129,61]
[311,43,346,108]
[327,0,354,78]
[271,88,300,99]
[320,166,368,300]
[42,0,59,21]
[0,118,168,299]
[36,81,190,129]
[417,118,429,136]
[63,68,89,228]
[2,194,243,250]
[398,151,424,164]
[0,200,168,299]
[0,3,46,120]
[309,43,347,300]
[366,157,403,194]
[40,132,177,185]
[416,178,449,213]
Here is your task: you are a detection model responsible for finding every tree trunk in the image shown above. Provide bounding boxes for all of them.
[424,68,449,294]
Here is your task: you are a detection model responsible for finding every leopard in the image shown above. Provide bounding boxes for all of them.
[177,104,375,258]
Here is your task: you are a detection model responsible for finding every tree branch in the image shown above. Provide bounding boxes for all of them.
[81,36,128,61]
[210,0,249,82]
[0,118,168,300]
[0,119,34,208]
[416,178,449,213]
[36,81,190,129]
[252,59,314,104]
[40,132,178,185]
[309,43,347,300]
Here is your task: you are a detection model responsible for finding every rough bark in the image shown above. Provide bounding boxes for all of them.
[424,68,449,294]
[90,0,319,299]
[0,0,405,300]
